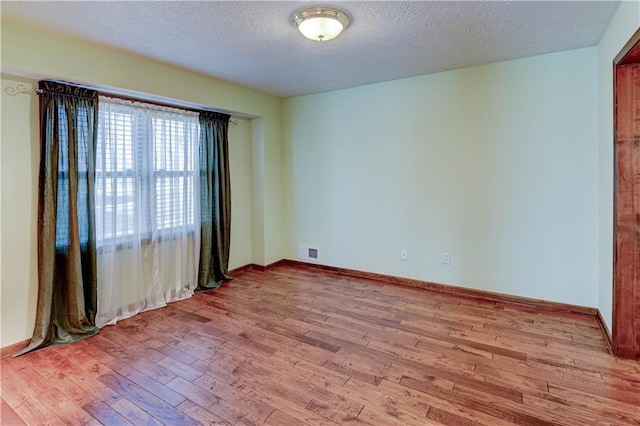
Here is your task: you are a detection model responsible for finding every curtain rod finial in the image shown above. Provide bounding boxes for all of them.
[5,83,40,96]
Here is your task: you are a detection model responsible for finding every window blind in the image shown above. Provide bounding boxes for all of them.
[95,97,200,243]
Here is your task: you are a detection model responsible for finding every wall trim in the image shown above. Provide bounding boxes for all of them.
[228,264,255,275]
[277,259,599,317]
[0,339,29,359]
[596,310,613,354]
[228,260,289,275]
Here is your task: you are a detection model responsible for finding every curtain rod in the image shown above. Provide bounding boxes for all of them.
[4,83,239,126]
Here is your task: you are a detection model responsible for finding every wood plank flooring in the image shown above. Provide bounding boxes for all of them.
[2,264,640,425]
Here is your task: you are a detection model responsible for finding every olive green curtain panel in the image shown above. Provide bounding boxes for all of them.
[197,111,232,290]
[23,81,100,354]
[20,80,233,355]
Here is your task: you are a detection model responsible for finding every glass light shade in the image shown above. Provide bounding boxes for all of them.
[293,7,350,42]
[299,17,344,41]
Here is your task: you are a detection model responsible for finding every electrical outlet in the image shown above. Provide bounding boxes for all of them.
[442,252,451,265]
[401,249,408,261]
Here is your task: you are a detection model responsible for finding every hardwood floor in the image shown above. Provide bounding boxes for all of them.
[2,264,640,425]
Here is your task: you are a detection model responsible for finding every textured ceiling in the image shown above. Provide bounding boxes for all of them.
[1,1,621,98]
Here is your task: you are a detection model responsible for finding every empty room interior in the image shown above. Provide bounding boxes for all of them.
[2,1,640,425]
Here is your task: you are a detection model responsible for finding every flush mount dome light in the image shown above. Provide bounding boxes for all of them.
[292,7,350,41]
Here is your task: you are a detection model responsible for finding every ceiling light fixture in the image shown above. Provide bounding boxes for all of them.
[292,7,350,42]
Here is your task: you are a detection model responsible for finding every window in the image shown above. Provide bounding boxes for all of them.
[55,103,92,249]
[95,97,199,243]
[153,116,198,231]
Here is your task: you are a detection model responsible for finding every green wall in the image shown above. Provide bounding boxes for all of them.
[284,47,599,308]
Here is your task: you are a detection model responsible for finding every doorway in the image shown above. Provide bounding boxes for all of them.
[613,28,640,359]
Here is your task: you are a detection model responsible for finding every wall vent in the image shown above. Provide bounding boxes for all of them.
[297,244,320,261]
[308,247,319,260]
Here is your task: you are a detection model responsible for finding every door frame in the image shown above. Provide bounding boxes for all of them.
[612,27,640,359]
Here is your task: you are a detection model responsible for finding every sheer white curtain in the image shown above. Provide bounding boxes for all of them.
[95,96,201,327]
